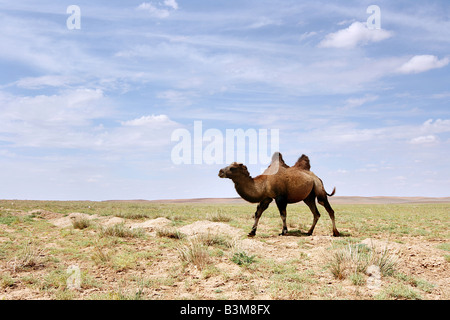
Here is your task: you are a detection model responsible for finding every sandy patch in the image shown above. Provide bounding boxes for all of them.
[129,217,172,231]
[100,216,125,227]
[49,212,99,228]
[177,220,244,239]
[236,238,268,254]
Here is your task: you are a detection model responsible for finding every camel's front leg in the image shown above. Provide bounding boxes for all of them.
[275,196,288,236]
[248,198,272,237]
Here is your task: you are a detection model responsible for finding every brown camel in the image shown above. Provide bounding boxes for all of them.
[218,152,340,237]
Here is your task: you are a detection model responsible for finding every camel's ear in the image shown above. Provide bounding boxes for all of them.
[237,163,248,172]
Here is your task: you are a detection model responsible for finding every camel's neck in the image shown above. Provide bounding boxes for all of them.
[232,175,265,203]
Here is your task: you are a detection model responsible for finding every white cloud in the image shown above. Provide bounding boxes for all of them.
[164,0,179,10]
[14,75,75,89]
[318,21,392,49]
[0,88,107,127]
[295,117,450,149]
[248,17,282,29]
[104,114,180,150]
[137,1,178,18]
[431,92,450,99]
[421,119,450,134]
[137,3,170,18]
[344,94,378,108]
[120,115,174,126]
[0,89,180,150]
[157,90,196,106]
[0,89,112,148]
[0,88,180,151]
[299,31,317,41]
[397,55,449,74]
[410,135,438,145]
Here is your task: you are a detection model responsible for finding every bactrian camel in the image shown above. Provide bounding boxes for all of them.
[218,152,340,237]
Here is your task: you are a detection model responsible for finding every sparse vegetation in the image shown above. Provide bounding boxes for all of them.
[72,217,92,230]
[91,245,111,265]
[99,223,144,238]
[378,283,422,300]
[207,210,231,222]
[177,239,211,269]
[0,200,448,300]
[329,242,398,281]
[197,233,233,249]
[231,251,256,266]
[7,242,44,272]
[156,228,186,239]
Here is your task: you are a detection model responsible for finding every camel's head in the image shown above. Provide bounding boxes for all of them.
[218,162,250,179]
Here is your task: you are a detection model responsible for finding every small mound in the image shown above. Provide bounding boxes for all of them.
[129,217,172,231]
[360,238,403,254]
[178,221,244,239]
[49,212,97,228]
[32,209,63,219]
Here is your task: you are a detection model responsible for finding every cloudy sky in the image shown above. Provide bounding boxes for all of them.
[0,0,449,200]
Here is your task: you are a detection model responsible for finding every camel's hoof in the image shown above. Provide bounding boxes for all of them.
[333,231,341,237]
[247,232,256,238]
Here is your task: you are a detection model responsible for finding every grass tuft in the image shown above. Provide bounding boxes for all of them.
[231,251,256,266]
[329,243,397,280]
[207,210,231,222]
[156,228,186,239]
[72,217,92,230]
[7,243,44,272]
[99,223,144,238]
[177,239,211,269]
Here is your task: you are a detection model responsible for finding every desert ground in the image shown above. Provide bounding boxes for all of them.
[0,197,448,300]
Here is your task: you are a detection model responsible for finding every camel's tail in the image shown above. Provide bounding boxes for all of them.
[327,187,336,197]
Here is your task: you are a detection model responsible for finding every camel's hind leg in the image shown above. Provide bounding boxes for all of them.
[317,196,340,237]
[303,191,320,236]
[275,195,288,236]
[248,198,272,237]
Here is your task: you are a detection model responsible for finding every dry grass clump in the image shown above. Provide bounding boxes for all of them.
[99,223,144,238]
[156,228,186,239]
[196,233,233,248]
[91,245,111,265]
[177,238,211,269]
[72,217,92,229]
[329,243,397,281]
[7,243,44,272]
[206,210,231,222]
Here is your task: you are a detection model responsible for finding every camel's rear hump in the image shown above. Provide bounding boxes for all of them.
[294,154,311,170]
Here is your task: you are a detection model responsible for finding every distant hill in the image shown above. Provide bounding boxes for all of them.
[105,196,450,205]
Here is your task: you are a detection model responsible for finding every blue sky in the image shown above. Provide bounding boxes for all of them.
[0,0,449,200]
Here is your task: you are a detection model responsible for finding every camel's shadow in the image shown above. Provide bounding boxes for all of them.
[283,229,351,237]
[284,229,310,237]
